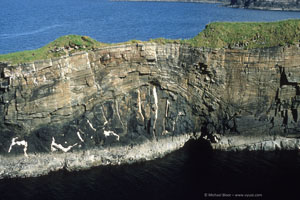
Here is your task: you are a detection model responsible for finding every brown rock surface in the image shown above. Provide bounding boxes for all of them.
[1,42,300,177]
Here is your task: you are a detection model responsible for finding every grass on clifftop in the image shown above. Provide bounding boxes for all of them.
[1,19,300,64]
[0,35,106,64]
[186,19,300,49]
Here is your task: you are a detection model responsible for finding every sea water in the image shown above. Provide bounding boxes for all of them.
[0,0,300,54]
[0,140,300,199]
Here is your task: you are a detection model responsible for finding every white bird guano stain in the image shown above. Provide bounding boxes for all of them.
[162,99,171,135]
[213,135,219,142]
[102,105,108,126]
[172,111,185,132]
[104,130,120,141]
[137,89,145,121]
[77,131,84,142]
[115,100,124,127]
[153,86,158,138]
[51,137,77,153]
[101,107,120,141]
[8,137,28,157]
[165,99,170,118]
[33,77,38,86]
[87,119,96,131]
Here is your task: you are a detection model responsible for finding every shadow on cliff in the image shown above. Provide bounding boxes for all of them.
[184,137,213,160]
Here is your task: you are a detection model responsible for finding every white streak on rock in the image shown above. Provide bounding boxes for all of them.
[32,63,36,72]
[153,86,158,136]
[78,129,84,134]
[101,105,119,141]
[212,133,220,143]
[165,99,170,118]
[87,119,96,131]
[115,100,124,127]
[172,121,176,132]
[137,89,144,121]
[95,82,101,90]
[51,137,77,153]
[162,99,170,135]
[85,52,91,68]
[172,111,185,132]
[104,130,120,141]
[178,112,185,116]
[33,78,38,86]
[8,137,28,157]
[102,106,108,126]
[77,131,84,142]
[162,130,169,135]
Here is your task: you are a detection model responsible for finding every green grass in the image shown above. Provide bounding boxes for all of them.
[149,38,181,44]
[0,35,106,64]
[1,19,300,64]
[185,19,300,49]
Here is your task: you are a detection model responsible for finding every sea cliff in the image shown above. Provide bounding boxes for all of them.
[1,20,300,178]
[116,0,300,11]
[229,0,300,11]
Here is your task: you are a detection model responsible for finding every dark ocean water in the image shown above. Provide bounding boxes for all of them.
[1,0,300,54]
[1,140,300,200]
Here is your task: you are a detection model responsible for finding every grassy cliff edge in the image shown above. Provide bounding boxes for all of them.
[1,19,300,64]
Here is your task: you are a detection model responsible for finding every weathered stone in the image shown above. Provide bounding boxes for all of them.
[228,0,300,11]
[1,42,300,178]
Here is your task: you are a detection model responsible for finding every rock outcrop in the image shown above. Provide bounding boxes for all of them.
[1,41,300,178]
[118,0,300,11]
[229,0,300,11]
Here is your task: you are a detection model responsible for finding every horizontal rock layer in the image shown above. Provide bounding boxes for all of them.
[1,42,300,178]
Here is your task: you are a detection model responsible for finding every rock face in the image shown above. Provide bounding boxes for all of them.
[1,42,300,178]
[229,0,300,11]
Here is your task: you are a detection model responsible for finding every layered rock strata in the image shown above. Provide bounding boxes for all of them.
[1,42,300,178]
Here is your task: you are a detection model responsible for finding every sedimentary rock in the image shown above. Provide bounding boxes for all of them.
[1,42,300,178]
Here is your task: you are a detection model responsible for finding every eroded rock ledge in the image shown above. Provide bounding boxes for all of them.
[1,42,300,178]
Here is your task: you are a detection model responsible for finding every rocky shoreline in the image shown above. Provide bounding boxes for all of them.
[113,0,300,11]
[227,0,300,11]
[211,135,300,151]
[2,131,300,179]
[0,133,197,179]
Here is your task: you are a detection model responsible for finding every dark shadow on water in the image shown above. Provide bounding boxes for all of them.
[1,139,300,200]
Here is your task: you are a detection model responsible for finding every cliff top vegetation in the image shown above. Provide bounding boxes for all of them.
[1,19,300,64]
[186,19,300,49]
[0,35,107,64]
